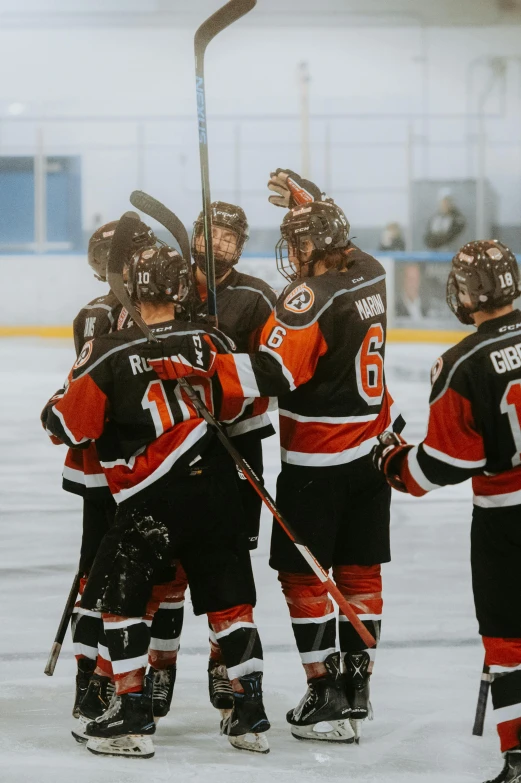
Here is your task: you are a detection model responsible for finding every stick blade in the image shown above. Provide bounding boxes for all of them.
[195,0,257,52]
[107,212,156,342]
[129,190,191,262]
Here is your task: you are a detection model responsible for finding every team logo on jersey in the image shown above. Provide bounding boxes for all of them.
[74,339,93,370]
[284,284,315,314]
[430,356,443,386]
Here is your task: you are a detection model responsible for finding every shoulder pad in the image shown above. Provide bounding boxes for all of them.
[274,278,327,327]
[71,330,143,380]
[429,334,477,400]
[233,272,278,305]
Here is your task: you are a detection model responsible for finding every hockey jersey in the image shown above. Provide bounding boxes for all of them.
[64,290,133,498]
[202,246,403,470]
[72,290,132,356]
[194,266,277,439]
[43,321,244,505]
[395,308,521,507]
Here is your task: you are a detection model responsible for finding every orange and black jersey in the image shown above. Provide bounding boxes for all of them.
[397,308,521,507]
[207,246,403,469]
[72,290,132,356]
[65,290,132,499]
[194,265,277,440]
[43,321,244,505]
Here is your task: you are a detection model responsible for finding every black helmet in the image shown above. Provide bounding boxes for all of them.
[128,245,194,307]
[88,217,156,282]
[447,240,520,325]
[191,201,249,277]
[275,200,350,282]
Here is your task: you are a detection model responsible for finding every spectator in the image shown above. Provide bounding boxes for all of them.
[378,222,406,252]
[424,188,466,251]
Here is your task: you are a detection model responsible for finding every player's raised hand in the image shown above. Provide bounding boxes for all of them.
[371,431,410,492]
[142,334,217,381]
[268,168,323,208]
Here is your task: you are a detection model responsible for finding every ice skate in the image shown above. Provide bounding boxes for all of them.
[286,653,354,744]
[146,664,176,720]
[72,673,115,743]
[221,671,270,754]
[483,750,521,783]
[344,650,373,743]
[85,681,155,759]
[208,658,234,718]
[72,657,96,719]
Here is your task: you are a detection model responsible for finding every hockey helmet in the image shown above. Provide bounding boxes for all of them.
[128,245,194,307]
[88,218,156,282]
[275,200,350,282]
[191,201,249,277]
[447,240,520,325]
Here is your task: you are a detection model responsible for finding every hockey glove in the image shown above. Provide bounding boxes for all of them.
[371,431,412,493]
[268,168,323,209]
[143,334,218,381]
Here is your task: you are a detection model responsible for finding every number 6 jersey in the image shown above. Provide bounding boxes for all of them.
[396,308,521,506]
[211,246,404,471]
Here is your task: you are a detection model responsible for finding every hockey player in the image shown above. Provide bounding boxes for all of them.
[67,225,187,732]
[147,180,404,744]
[67,218,155,718]
[190,200,276,711]
[42,246,270,758]
[372,240,521,783]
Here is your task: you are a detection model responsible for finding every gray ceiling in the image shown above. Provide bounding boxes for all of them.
[2,0,521,28]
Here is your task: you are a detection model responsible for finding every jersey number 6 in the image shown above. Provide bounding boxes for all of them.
[355,323,384,405]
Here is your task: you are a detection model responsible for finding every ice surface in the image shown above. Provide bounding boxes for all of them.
[0,338,501,782]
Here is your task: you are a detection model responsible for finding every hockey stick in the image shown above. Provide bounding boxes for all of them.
[44,569,81,676]
[129,190,191,265]
[194,0,257,326]
[107,211,376,649]
[472,661,491,736]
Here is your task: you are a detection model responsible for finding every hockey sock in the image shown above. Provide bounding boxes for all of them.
[72,576,102,663]
[102,614,151,696]
[208,622,225,662]
[207,604,262,692]
[333,564,382,670]
[95,623,114,679]
[278,572,336,679]
[148,566,187,670]
[483,636,521,752]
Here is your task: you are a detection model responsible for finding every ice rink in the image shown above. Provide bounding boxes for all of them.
[0,337,500,783]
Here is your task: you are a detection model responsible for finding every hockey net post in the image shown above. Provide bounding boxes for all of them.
[106,209,376,651]
[44,569,81,676]
[194,0,257,327]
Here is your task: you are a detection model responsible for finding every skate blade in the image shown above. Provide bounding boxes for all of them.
[71,715,90,744]
[86,734,155,759]
[290,719,356,744]
[350,703,373,745]
[228,732,270,754]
